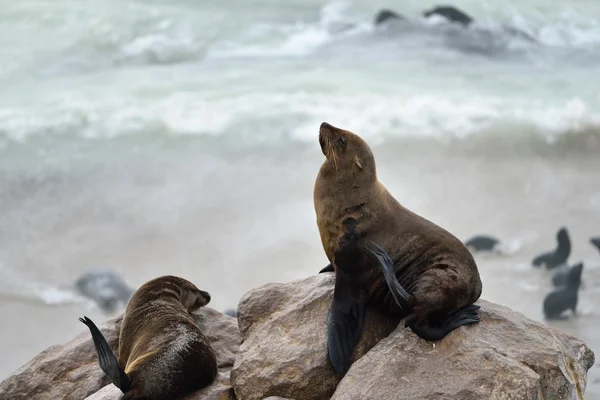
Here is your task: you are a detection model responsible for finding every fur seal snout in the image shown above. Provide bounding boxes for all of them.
[314,122,483,375]
[80,275,217,400]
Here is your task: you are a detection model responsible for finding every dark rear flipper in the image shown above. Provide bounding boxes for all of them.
[364,241,413,310]
[79,316,131,393]
[405,304,481,342]
[319,263,335,273]
[327,277,367,375]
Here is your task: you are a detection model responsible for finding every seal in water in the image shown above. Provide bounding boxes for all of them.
[75,268,134,313]
[543,262,583,320]
[79,275,218,400]
[464,235,500,252]
[590,237,600,254]
[314,122,483,374]
[374,9,406,25]
[531,227,571,269]
[422,5,474,27]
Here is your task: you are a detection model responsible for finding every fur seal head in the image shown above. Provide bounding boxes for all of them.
[318,122,376,183]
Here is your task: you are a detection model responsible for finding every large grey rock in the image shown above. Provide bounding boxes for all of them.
[231,274,595,400]
[231,273,399,400]
[331,299,595,400]
[0,308,240,400]
[0,316,122,400]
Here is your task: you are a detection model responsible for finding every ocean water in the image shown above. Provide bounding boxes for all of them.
[1,0,600,396]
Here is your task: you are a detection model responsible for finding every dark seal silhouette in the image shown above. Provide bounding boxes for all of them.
[422,5,474,27]
[552,262,586,289]
[464,235,500,252]
[532,227,571,269]
[314,122,482,375]
[590,237,600,254]
[374,9,406,25]
[79,275,217,400]
[543,262,583,320]
[75,268,134,313]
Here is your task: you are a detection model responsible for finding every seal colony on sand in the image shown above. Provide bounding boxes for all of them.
[79,275,218,400]
[314,122,483,374]
[531,227,571,269]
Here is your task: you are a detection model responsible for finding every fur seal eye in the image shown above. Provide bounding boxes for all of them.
[337,134,347,148]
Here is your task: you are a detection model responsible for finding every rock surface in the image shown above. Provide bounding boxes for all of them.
[231,273,400,400]
[232,274,595,400]
[0,308,240,400]
[85,370,235,400]
[331,300,595,400]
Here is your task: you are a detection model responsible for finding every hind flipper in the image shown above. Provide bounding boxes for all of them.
[320,263,335,273]
[365,241,413,309]
[327,277,367,375]
[79,316,130,392]
[406,304,481,342]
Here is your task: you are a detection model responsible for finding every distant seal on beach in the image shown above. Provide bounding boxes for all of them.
[374,9,406,25]
[75,269,134,313]
[552,262,585,288]
[464,235,500,252]
[79,275,217,400]
[532,227,571,269]
[590,237,600,254]
[544,262,583,320]
[314,122,483,374]
[422,5,474,27]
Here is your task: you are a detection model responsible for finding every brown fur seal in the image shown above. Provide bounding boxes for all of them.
[79,275,218,400]
[314,122,483,374]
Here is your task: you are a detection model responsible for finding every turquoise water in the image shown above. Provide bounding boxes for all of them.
[1,0,600,396]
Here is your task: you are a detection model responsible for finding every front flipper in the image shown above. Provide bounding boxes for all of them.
[406,304,481,341]
[319,263,335,273]
[364,241,413,309]
[327,273,367,375]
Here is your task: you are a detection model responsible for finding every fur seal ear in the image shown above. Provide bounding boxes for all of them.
[354,156,363,170]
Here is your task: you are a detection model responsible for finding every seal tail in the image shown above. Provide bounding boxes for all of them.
[79,316,131,393]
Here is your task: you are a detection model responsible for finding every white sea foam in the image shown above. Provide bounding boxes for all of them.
[0,266,88,307]
[1,91,599,150]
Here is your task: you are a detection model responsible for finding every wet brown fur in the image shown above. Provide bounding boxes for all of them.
[116,275,217,400]
[314,122,482,325]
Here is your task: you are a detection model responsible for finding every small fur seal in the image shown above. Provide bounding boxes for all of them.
[79,275,217,400]
[532,227,571,269]
[314,122,483,374]
[544,262,583,320]
[374,9,406,25]
[75,268,134,313]
[464,235,500,252]
[590,237,600,254]
[422,5,474,27]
